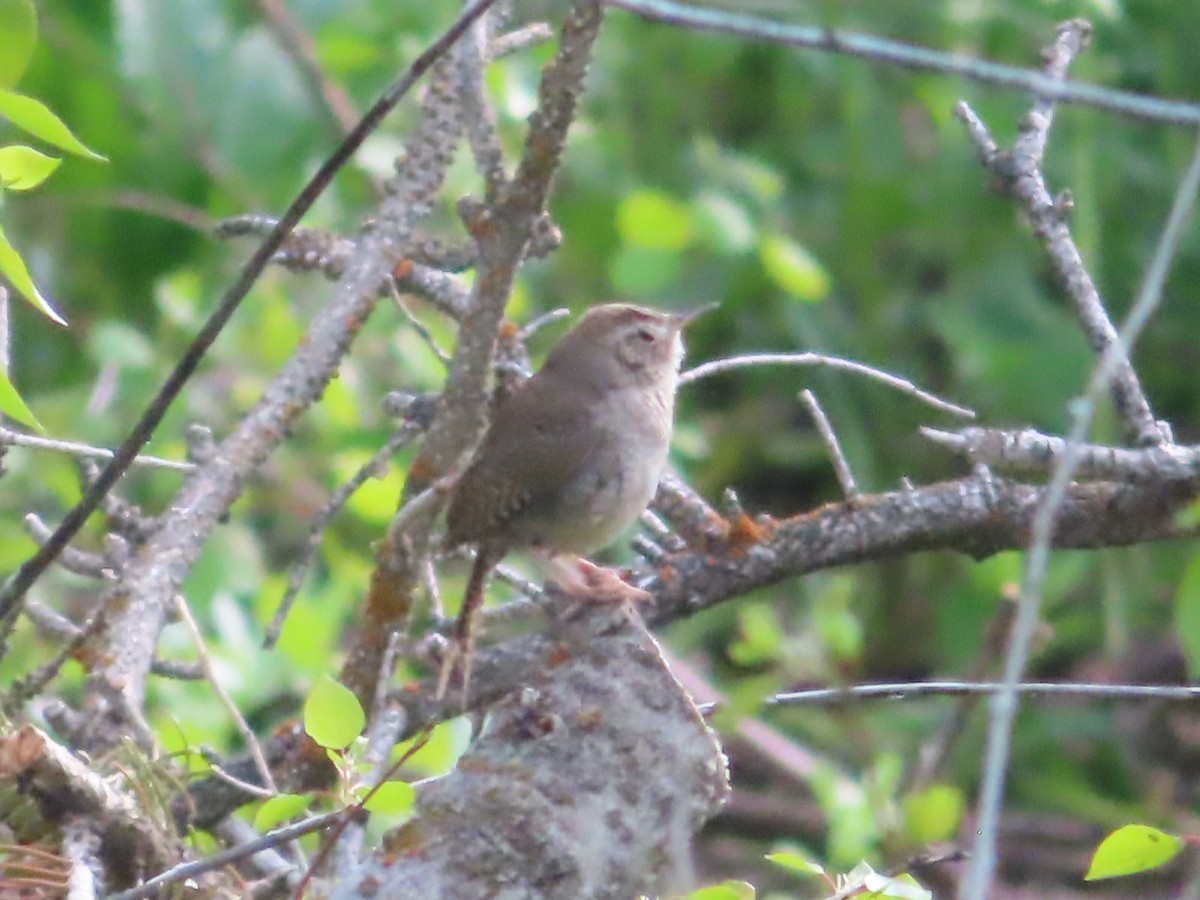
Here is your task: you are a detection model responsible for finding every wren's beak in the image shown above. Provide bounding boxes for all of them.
[670,302,719,330]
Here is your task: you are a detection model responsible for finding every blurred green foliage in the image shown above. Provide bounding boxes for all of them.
[5,0,1200,888]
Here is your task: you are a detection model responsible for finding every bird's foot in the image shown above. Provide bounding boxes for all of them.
[546,555,652,604]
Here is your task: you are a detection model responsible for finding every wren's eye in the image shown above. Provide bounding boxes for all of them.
[635,328,657,343]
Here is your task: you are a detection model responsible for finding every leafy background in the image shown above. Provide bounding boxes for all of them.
[4,0,1200,892]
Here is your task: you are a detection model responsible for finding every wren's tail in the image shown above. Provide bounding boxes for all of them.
[435,547,496,704]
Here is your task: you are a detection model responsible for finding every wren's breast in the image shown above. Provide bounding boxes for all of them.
[562,382,675,554]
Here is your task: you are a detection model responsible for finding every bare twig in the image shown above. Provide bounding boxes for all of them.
[106,811,341,900]
[604,0,1200,127]
[800,390,859,500]
[264,421,426,649]
[22,514,113,579]
[0,426,193,472]
[458,17,508,201]
[517,306,571,341]
[389,285,451,365]
[487,23,555,60]
[176,599,277,795]
[955,21,1164,447]
[680,352,974,418]
[923,425,1200,483]
[769,679,1200,706]
[255,0,360,137]
[964,41,1200,900]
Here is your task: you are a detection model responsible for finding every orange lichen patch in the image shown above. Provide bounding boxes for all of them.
[392,259,414,280]
[499,319,519,339]
[726,513,770,557]
[546,643,571,668]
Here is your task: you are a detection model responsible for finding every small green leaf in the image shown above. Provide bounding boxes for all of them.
[902,783,964,844]
[861,871,931,900]
[253,793,313,831]
[0,144,60,190]
[360,780,416,816]
[1085,824,1184,881]
[765,851,824,877]
[615,188,692,250]
[759,233,830,301]
[303,676,365,750]
[0,0,37,89]
[0,368,40,431]
[685,881,755,900]
[0,222,66,324]
[0,89,106,161]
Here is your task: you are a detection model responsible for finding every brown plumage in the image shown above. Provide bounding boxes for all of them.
[438,303,703,699]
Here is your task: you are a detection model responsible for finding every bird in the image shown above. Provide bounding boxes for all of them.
[437,302,708,698]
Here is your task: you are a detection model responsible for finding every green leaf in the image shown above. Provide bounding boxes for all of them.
[0,144,59,190]
[615,188,692,250]
[0,90,106,161]
[685,881,755,900]
[360,780,416,816]
[1085,824,1184,881]
[0,222,66,324]
[901,784,963,844]
[765,851,824,877]
[0,368,40,431]
[727,602,782,667]
[303,676,365,750]
[0,0,37,89]
[759,233,830,301]
[253,793,312,831]
[861,872,931,900]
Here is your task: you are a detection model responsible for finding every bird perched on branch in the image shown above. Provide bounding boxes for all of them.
[438,302,710,699]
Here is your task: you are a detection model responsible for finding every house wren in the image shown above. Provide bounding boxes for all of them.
[438,303,706,696]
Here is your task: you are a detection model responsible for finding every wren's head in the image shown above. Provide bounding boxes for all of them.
[542,303,702,391]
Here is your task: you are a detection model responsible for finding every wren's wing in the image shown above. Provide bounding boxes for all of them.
[445,373,601,550]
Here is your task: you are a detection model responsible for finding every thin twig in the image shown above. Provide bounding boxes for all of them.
[922,425,1200,483]
[0,0,504,649]
[202,758,276,800]
[487,23,555,60]
[768,679,1200,706]
[0,426,194,472]
[255,0,360,137]
[390,284,451,365]
[7,607,109,708]
[604,0,1200,127]
[22,514,112,579]
[964,123,1200,900]
[265,422,425,649]
[680,352,974,418]
[800,390,859,500]
[106,810,341,900]
[956,20,1164,446]
[176,599,277,795]
[517,307,571,341]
